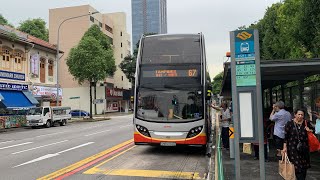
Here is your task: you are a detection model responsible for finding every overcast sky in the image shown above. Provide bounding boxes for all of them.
[0,0,280,78]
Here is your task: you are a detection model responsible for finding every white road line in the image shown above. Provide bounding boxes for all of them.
[84,130,111,137]
[12,140,69,155]
[0,142,33,150]
[0,140,14,145]
[119,125,131,128]
[13,142,94,168]
[35,132,66,138]
[56,142,94,154]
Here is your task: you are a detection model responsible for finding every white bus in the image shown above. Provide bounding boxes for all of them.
[133,33,211,147]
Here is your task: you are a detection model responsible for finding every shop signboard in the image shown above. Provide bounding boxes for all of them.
[32,86,62,100]
[0,70,25,81]
[0,83,28,91]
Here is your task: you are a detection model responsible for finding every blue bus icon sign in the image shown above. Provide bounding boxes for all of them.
[240,42,249,53]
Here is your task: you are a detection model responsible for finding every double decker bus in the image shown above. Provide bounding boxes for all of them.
[133,33,211,147]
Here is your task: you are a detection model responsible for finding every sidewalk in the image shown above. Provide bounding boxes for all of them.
[69,111,133,123]
[221,141,320,179]
[0,112,133,133]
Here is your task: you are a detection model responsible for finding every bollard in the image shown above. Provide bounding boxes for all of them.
[229,123,235,159]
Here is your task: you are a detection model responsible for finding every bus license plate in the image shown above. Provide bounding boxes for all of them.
[160,142,176,146]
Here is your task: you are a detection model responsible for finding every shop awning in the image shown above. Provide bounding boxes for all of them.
[22,91,39,105]
[0,90,37,109]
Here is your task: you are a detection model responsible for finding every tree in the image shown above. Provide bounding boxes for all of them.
[66,25,115,118]
[119,55,136,84]
[211,72,223,95]
[81,24,115,114]
[18,18,48,41]
[0,14,14,27]
[298,0,320,58]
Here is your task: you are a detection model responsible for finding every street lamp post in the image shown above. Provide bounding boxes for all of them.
[56,12,98,106]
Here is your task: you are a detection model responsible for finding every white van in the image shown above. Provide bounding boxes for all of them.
[26,106,71,128]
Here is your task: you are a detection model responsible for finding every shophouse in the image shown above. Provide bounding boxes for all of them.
[0,25,60,128]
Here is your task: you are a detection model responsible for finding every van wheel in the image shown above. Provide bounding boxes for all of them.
[60,120,67,126]
[45,121,51,128]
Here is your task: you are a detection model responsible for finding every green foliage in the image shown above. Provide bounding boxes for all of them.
[82,24,112,50]
[304,75,320,84]
[0,14,9,25]
[211,72,223,95]
[119,55,136,83]
[66,24,116,83]
[66,36,115,84]
[246,0,320,60]
[17,18,48,41]
[0,14,14,27]
[8,32,18,42]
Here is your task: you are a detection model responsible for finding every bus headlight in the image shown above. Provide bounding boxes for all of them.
[136,124,151,137]
[187,126,203,138]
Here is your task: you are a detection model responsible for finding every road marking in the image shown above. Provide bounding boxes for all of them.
[13,142,94,168]
[12,140,69,155]
[83,146,135,174]
[0,140,14,145]
[37,139,133,180]
[119,125,131,128]
[36,132,66,138]
[84,130,111,136]
[84,169,202,180]
[57,142,94,154]
[0,142,33,150]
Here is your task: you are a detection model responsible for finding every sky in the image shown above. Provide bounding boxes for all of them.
[0,0,281,78]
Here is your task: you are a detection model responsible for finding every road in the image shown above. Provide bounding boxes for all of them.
[0,114,208,180]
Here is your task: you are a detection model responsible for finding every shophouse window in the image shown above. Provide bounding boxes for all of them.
[48,60,53,76]
[99,22,102,28]
[13,50,23,72]
[121,42,122,47]
[2,48,11,70]
[120,31,122,36]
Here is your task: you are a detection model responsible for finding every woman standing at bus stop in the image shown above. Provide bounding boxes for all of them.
[282,108,313,180]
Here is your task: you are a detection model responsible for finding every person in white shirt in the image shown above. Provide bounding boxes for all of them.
[210,103,231,149]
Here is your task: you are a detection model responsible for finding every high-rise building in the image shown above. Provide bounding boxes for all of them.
[131,0,167,47]
[49,5,131,113]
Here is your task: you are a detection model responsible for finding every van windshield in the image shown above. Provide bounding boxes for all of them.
[28,108,42,115]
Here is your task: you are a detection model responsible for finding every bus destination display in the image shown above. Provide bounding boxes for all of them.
[143,69,198,77]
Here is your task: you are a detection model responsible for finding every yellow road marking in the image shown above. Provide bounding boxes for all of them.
[85,169,203,180]
[37,139,133,180]
[83,146,135,174]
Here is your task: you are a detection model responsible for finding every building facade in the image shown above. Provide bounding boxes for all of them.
[0,25,61,128]
[49,5,131,114]
[131,0,167,47]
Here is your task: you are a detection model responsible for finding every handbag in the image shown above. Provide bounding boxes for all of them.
[243,143,252,154]
[305,121,320,152]
[279,153,295,180]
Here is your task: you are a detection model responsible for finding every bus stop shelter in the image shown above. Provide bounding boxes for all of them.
[220,58,320,109]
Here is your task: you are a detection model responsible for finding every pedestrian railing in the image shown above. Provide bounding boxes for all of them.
[213,110,224,180]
